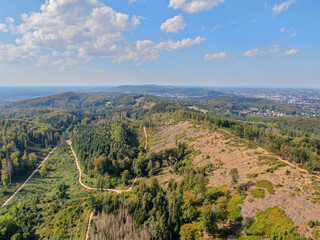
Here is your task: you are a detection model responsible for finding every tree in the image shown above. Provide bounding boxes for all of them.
[28,153,38,168]
[0,215,19,239]
[121,170,130,185]
[180,223,195,240]
[57,183,68,200]
[1,158,9,187]
[229,168,239,186]
[201,204,217,234]
[40,164,47,177]
[93,156,107,175]
[10,151,20,169]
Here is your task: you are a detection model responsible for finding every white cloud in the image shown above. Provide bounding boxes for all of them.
[280,27,288,32]
[284,48,298,55]
[0,23,8,32]
[52,50,74,57]
[243,48,259,57]
[113,37,205,63]
[161,15,186,33]
[289,32,297,37]
[272,0,297,14]
[204,52,227,60]
[113,40,160,63]
[211,24,223,32]
[168,0,225,14]
[0,0,142,66]
[156,36,205,51]
[0,44,36,62]
[0,0,205,68]
[52,58,79,71]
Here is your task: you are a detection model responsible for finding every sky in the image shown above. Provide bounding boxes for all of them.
[0,0,319,87]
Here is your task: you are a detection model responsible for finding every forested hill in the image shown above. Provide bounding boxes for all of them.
[0,93,183,134]
[107,85,225,99]
[0,92,109,110]
[0,92,181,113]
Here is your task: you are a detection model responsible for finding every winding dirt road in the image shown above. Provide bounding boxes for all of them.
[2,147,57,208]
[77,127,148,239]
[67,140,137,194]
[67,126,148,193]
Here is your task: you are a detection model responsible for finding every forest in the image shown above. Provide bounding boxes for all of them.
[0,92,319,239]
[0,119,58,187]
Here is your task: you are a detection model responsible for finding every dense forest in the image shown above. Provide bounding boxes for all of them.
[0,120,58,187]
[72,121,139,178]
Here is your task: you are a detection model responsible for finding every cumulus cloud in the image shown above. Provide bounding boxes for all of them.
[0,23,8,32]
[204,52,227,60]
[0,44,36,62]
[113,37,205,63]
[113,40,160,63]
[243,48,259,57]
[168,0,225,14]
[156,36,205,51]
[0,0,141,65]
[284,48,298,55]
[161,15,186,33]
[272,0,297,14]
[52,58,80,71]
[0,0,205,68]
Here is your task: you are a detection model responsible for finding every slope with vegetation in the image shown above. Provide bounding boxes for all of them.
[0,92,319,239]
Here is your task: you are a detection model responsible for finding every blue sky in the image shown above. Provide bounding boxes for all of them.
[0,0,319,87]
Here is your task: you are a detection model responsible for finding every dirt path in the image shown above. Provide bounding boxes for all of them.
[85,212,93,240]
[277,157,320,179]
[67,140,138,194]
[70,127,148,240]
[144,126,148,149]
[2,147,57,208]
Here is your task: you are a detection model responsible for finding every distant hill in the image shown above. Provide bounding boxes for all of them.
[107,85,225,99]
[0,91,182,111]
[0,86,113,105]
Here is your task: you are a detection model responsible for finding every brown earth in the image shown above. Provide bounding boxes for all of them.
[149,120,320,238]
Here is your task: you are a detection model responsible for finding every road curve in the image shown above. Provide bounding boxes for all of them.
[2,147,57,208]
[67,140,137,194]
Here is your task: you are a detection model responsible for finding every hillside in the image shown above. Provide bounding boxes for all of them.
[148,119,320,238]
[0,93,319,239]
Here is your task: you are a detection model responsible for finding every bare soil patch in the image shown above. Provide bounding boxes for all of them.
[150,120,320,238]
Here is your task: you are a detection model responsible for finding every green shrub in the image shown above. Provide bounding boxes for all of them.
[256,180,275,194]
[247,173,258,178]
[227,194,244,222]
[250,188,265,198]
[308,220,320,228]
[175,131,187,141]
[246,207,301,239]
